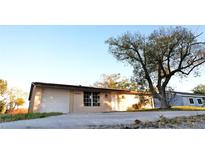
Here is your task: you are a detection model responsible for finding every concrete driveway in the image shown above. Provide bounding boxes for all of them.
[1,111,205,129]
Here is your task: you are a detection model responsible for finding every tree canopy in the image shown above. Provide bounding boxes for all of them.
[93,73,138,91]
[106,26,205,108]
[192,84,205,95]
[0,79,27,114]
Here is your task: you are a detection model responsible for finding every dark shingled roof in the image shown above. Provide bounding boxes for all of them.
[28,82,150,101]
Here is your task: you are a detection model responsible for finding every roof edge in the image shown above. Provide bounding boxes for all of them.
[28,82,150,101]
[32,82,131,92]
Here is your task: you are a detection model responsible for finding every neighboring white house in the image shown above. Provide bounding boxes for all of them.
[169,92,205,106]
[154,91,205,108]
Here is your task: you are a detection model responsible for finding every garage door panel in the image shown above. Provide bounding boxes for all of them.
[39,89,70,113]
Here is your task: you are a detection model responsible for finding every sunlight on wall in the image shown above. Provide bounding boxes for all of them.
[111,94,118,111]
[118,95,139,111]
[33,91,42,111]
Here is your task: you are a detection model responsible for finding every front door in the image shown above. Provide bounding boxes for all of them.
[111,94,119,111]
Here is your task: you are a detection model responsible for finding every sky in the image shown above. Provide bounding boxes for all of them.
[0,25,205,94]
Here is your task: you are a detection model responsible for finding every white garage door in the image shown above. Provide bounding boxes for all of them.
[39,88,70,113]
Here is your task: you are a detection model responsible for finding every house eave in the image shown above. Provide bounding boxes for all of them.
[28,82,151,101]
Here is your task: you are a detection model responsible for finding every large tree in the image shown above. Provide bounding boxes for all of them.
[0,80,27,113]
[192,84,205,95]
[94,73,138,91]
[106,26,205,108]
[7,87,27,111]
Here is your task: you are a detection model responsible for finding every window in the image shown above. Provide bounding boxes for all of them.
[189,98,194,104]
[197,99,202,104]
[84,92,100,107]
[84,92,92,106]
[93,93,100,106]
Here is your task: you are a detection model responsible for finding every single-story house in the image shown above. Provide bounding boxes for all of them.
[169,91,205,106]
[28,82,154,113]
[154,91,205,108]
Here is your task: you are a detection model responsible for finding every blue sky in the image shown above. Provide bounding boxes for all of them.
[0,25,205,93]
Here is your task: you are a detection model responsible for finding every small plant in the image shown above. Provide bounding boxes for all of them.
[0,100,7,114]
[132,95,151,110]
[15,98,25,106]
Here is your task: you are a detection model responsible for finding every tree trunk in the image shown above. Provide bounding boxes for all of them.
[159,97,169,108]
[159,89,169,109]
[152,86,170,109]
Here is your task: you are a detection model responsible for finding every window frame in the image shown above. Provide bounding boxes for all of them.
[189,98,194,104]
[197,99,202,104]
[83,92,100,107]
[83,92,92,107]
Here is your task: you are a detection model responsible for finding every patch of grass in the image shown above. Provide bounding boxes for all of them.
[171,106,205,111]
[127,106,205,112]
[130,108,170,112]
[0,112,63,123]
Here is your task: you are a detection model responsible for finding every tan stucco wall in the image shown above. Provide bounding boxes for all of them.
[33,87,43,112]
[117,94,139,111]
[114,94,153,111]
[30,88,114,113]
[71,91,112,113]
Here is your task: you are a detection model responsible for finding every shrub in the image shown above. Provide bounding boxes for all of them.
[6,108,28,114]
[0,101,7,114]
[15,98,25,106]
[131,95,152,110]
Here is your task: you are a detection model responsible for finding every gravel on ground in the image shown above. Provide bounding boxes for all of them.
[90,114,205,129]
